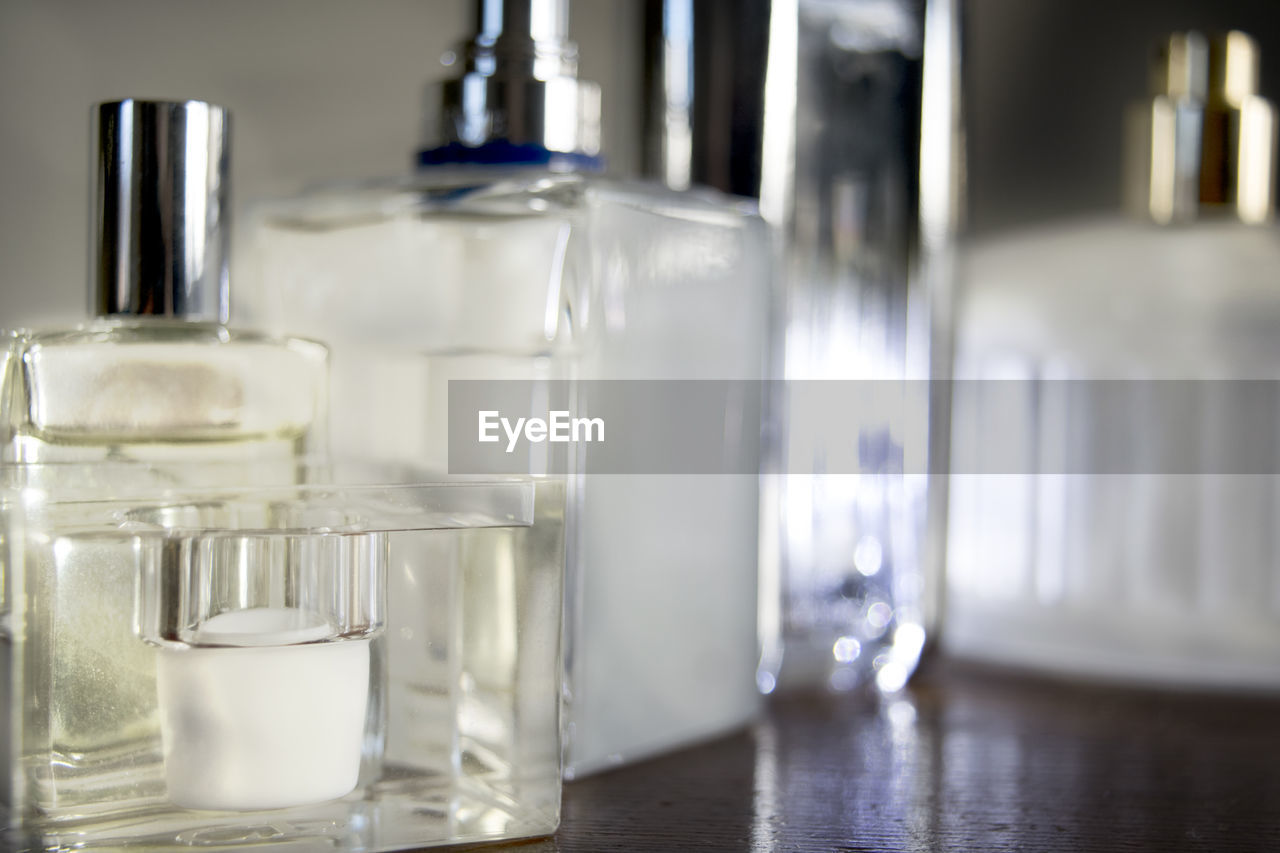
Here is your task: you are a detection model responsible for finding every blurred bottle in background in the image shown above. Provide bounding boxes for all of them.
[948,30,1280,687]
[643,0,962,694]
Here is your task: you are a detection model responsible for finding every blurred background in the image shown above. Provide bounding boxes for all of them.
[965,0,1280,234]
[3,0,1280,324]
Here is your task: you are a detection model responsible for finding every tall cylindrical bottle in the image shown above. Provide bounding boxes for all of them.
[642,0,961,693]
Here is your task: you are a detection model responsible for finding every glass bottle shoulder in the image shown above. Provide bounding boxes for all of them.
[12,318,326,357]
[960,215,1280,378]
[583,177,768,233]
[3,319,328,451]
[244,167,772,366]
[255,166,767,233]
[257,166,590,231]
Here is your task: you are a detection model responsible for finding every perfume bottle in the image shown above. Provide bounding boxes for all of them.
[2,99,327,472]
[695,0,955,695]
[0,100,327,824]
[947,32,1280,687]
[2,100,567,852]
[243,0,771,778]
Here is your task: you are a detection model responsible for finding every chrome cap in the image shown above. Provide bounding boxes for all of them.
[94,99,230,322]
[428,0,601,157]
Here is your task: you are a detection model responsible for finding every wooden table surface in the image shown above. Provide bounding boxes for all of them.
[468,656,1280,852]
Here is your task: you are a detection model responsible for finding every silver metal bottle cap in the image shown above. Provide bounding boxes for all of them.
[94,99,230,322]
[429,0,601,157]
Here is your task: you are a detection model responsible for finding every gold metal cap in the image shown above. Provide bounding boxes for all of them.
[1207,30,1259,109]
[1150,32,1209,101]
[1200,31,1276,223]
[1126,31,1277,225]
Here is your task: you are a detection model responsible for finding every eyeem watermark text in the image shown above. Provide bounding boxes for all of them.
[478,410,605,453]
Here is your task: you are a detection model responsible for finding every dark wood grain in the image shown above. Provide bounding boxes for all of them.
[454,657,1280,852]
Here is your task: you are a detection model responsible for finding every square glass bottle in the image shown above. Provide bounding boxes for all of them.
[243,0,772,777]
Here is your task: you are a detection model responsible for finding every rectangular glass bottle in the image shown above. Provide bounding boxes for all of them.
[947,31,1280,688]
[753,0,958,695]
[243,0,771,778]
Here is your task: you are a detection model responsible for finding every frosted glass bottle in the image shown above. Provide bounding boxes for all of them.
[946,32,1280,687]
[949,216,1280,686]
[243,0,770,777]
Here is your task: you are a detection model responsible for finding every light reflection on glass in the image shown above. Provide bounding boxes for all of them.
[758,0,954,696]
[854,534,884,576]
[866,600,893,631]
[746,689,932,850]
[829,667,860,692]
[833,635,862,663]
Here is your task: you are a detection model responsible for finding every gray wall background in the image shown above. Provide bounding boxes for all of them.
[1,0,1277,325]
[966,0,1280,235]
[0,0,641,326]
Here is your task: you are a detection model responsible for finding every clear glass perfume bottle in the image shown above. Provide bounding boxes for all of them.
[0,100,327,826]
[243,0,771,778]
[2,100,327,473]
[2,100,567,852]
[947,31,1280,687]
